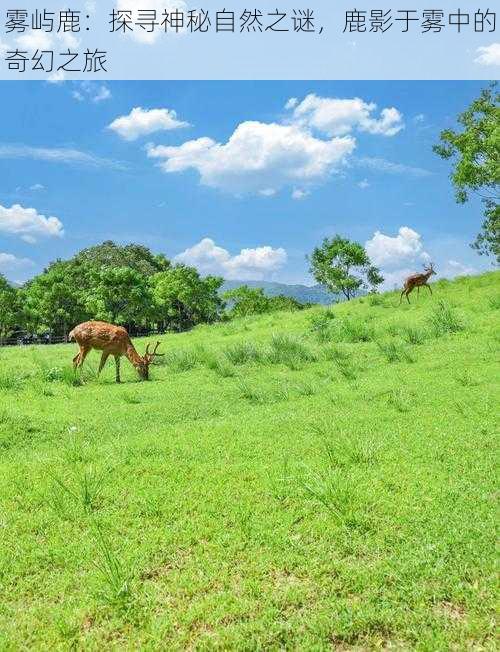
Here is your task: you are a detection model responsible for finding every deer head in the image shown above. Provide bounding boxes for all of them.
[424,262,436,276]
[137,341,164,380]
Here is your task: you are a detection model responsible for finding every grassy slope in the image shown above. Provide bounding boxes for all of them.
[0,273,498,650]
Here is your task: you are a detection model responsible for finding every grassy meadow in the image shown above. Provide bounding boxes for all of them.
[0,272,498,650]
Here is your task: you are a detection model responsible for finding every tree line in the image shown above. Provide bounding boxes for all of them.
[0,237,387,342]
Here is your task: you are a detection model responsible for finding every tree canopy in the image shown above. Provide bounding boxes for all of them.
[433,83,499,262]
[308,236,383,300]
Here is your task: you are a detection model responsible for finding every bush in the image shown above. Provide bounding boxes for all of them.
[308,309,336,343]
[266,334,316,369]
[335,318,374,343]
[428,301,464,336]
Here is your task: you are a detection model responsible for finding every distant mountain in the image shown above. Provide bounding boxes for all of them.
[220,280,341,305]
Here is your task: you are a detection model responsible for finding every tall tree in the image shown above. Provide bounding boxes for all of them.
[434,83,499,262]
[73,241,171,277]
[84,267,153,329]
[0,275,18,340]
[309,236,383,300]
[23,261,88,335]
[150,265,224,331]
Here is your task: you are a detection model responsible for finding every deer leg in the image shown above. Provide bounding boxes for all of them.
[400,289,406,305]
[417,286,420,297]
[72,351,81,370]
[114,355,121,383]
[406,289,411,304]
[97,351,110,376]
[425,283,432,295]
[77,346,90,369]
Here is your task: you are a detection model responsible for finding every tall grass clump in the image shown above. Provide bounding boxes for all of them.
[266,334,317,369]
[223,341,263,366]
[92,523,132,609]
[400,324,428,345]
[377,339,415,363]
[428,300,465,336]
[308,309,336,343]
[164,348,200,372]
[203,351,236,377]
[330,317,375,343]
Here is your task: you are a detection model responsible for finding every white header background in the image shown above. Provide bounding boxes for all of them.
[0,1,499,79]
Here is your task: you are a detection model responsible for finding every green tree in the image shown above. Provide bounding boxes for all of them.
[151,265,224,331]
[73,240,170,277]
[434,84,500,261]
[223,286,271,317]
[85,267,153,329]
[23,261,88,335]
[0,275,19,341]
[308,236,383,300]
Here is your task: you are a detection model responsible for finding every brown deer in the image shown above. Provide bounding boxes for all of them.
[68,321,164,383]
[400,263,436,304]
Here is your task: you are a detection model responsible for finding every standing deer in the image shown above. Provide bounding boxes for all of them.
[400,263,436,304]
[68,321,163,383]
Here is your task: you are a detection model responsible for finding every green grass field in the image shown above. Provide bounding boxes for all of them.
[0,272,498,650]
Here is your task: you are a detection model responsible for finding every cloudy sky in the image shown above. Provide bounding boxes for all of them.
[0,80,495,287]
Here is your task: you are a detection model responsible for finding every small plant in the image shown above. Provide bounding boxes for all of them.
[237,380,265,404]
[204,351,236,377]
[224,341,263,365]
[428,300,465,336]
[0,373,25,391]
[487,295,500,310]
[377,340,415,364]
[332,318,375,343]
[92,522,132,609]
[387,388,411,413]
[368,294,385,306]
[455,370,481,387]
[266,334,316,369]
[308,309,336,342]
[400,325,427,345]
[165,348,199,372]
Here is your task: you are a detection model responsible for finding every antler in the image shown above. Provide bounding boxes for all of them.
[145,341,164,360]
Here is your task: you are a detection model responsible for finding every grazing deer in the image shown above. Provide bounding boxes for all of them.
[400,263,436,304]
[68,321,163,383]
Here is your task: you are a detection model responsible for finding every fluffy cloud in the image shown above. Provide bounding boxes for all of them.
[366,226,429,268]
[287,94,404,137]
[0,253,35,272]
[174,238,287,280]
[109,107,189,141]
[147,121,355,194]
[357,179,370,189]
[474,43,500,66]
[116,0,187,43]
[0,204,64,242]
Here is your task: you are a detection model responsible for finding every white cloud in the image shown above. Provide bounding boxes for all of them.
[116,0,187,43]
[285,97,299,110]
[413,113,425,124]
[174,238,287,280]
[292,188,310,200]
[357,179,370,189]
[29,184,45,191]
[0,253,35,272]
[109,107,189,141]
[356,157,431,178]
[365,227,430,269]
[259,188,277,197]
[0,39,8,57]
[288,94,404,137]
[446,260,477,276]
[0,144,124,169]
[147,121,355,194]
[0,204,64,242]
[72,82,112,103]
[474,43,500,66]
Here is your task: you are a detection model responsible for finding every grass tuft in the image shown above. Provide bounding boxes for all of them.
[428,300,465,336]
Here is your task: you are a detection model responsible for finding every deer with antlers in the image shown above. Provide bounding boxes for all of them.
[400,263,436,304]
[69,321,164,383]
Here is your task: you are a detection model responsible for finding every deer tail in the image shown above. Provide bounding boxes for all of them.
[68,328,76,342]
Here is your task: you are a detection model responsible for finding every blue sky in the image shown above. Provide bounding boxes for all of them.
[0,80,495,287]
